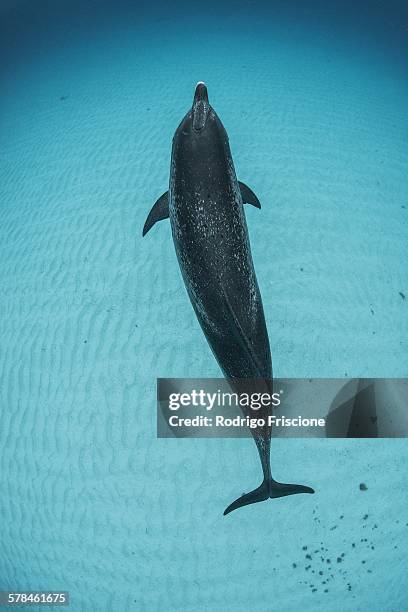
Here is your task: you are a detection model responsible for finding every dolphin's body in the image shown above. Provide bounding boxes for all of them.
[143,83,314,514]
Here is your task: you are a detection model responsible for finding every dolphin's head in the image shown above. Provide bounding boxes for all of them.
[192,82,210,132]
[172,82,229,164]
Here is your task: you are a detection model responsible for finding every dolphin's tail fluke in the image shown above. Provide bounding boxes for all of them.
[223,478,314,515]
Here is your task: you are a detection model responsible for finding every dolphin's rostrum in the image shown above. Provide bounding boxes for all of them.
[143,82,314,514]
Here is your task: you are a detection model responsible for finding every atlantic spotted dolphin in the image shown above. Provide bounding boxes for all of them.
[143,82,314,514]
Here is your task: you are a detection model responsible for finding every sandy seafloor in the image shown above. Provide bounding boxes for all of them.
[0,0,407,610]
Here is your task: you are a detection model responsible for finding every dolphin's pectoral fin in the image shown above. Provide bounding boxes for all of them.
[142,192,169,236]
[238,181,261,209]
[224,478,314,515]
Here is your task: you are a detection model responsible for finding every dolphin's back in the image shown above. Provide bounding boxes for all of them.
[169,109,271,380]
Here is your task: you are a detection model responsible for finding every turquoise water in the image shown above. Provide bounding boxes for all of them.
[0,1,407,610]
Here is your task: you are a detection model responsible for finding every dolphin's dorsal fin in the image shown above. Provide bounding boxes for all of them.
[142,192,169,236]
[239,182,261,209]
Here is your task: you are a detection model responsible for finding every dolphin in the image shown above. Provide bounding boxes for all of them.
[143,82,314,514]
